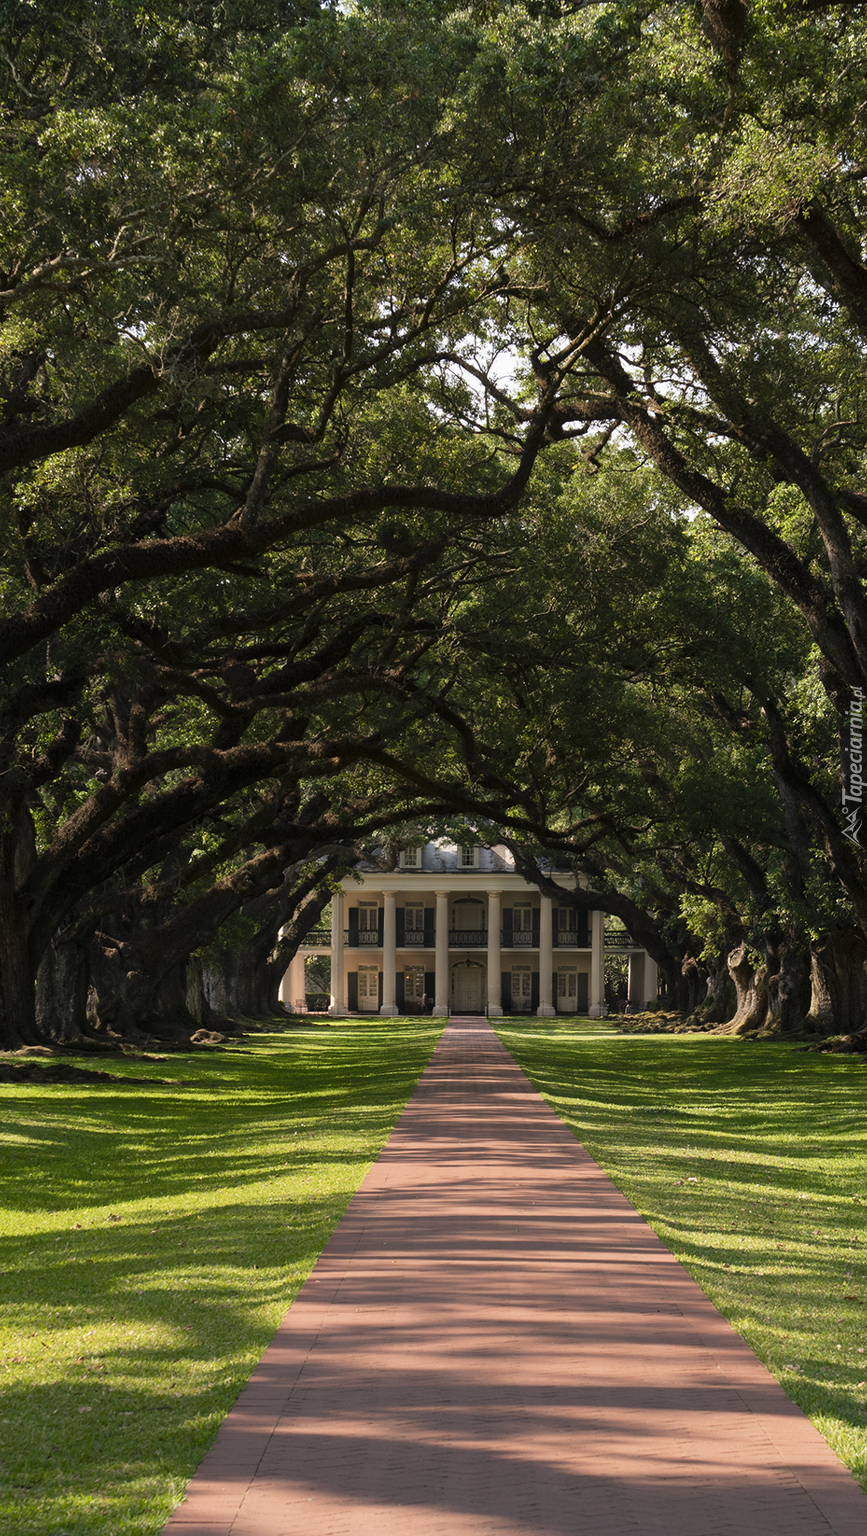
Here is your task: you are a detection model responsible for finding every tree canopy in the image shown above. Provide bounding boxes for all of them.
[2,0,867,1047]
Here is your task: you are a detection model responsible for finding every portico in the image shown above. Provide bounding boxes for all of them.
[291,839,658,1018]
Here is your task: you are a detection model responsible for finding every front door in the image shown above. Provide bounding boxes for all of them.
[357,966,379,1012]
[403,965,426,1009]
[452,963,484,1013]
[556,968,577,1013]
[556,968,588,1014]
[511,966,533,1012]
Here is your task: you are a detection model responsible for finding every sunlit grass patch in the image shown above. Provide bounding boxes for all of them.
[0,1019,442,1535]
[494,1017,867,1489]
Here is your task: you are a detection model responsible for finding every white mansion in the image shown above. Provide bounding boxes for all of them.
[281,840,658,1017]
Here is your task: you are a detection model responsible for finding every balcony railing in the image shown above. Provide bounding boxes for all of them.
[341,929,383,947]
[309,925,594,951]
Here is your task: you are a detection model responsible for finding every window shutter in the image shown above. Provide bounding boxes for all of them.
[347,973,358,1011]
[377,971,383,1007]
[424,908,434,946]
[531,972,540,1011]
[576,973,589,1012]
[502,908,512,944]
[396,910,405,945]
[424,972,435,1008]
[396,971,405,1010]
[532,910,541,947]
[377,908,384,944]
[501,972,511,1011]
[347,908,358,946]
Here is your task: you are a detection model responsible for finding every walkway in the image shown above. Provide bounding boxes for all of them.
[163,1017,867,1536]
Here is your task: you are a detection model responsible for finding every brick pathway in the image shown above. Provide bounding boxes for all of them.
[163,1017,867,1535]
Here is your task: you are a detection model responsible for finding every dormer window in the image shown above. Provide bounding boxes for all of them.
[399,846,423,869]
[459,845,479,869]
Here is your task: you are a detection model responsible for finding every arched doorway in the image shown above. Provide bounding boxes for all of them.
[451,960,485,1014]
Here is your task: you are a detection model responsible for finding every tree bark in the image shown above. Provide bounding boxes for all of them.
[0,816,41,1048]
[765,935,808,1034]
[806,933,867,1035]
[696,951,736,1022]
[721,944,769,1034]
[35,932,91,1046]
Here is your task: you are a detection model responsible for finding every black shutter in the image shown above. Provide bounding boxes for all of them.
[424,972,435,1010]
[347,973,358,1011]
[501,972,511,1011]
[576,973,589,1013]
[378,971,383,1007]
[531,972,540,1011]
[552,973,557,1010]
[502,908,512,947]
[532,910,541,947]
[377,908,384,946]
[424,908,434,947]
[396,910,405,946]
[348,908,358,947]
[396,971,405,1011]
[576,916,590,948]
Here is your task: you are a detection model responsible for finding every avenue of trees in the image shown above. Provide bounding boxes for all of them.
[1,0,867,1048]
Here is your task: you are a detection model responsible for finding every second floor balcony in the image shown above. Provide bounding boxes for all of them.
[299,924,592,951]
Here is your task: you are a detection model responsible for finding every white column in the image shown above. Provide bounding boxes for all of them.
[589,909,604,1017]
[537,893,555,1016]
[278,932,291,1006]
[380,890,398,1016]
[644,954,658,1006]
[486,890,502,1016]
[328,890,344,1016]
[279,950,305,1010]
[433,890,449,1016]
[627,949,643,1012]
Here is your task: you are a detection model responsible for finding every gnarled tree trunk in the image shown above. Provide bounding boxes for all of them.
[765,935,808,1033]
[696,950,736,1022]
[721,944,769,1034]
[806,933,867,1035]
[0,807,44,1050]
[35,932,92,1046]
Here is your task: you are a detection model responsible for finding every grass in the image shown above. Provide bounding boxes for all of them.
[494,1017,867,1489]
[0,1019,443,1536]
[7,1012,867,1528]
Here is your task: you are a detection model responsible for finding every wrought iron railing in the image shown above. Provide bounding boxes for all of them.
[299,928,332,947]
[305,925,596,951]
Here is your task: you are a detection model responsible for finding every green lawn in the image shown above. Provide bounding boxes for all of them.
[494,1017,867,1489]
[0,1020,443,1536]
[6,1014,867,1531]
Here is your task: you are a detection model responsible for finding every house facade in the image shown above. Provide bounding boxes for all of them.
[281,840,658,1018]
